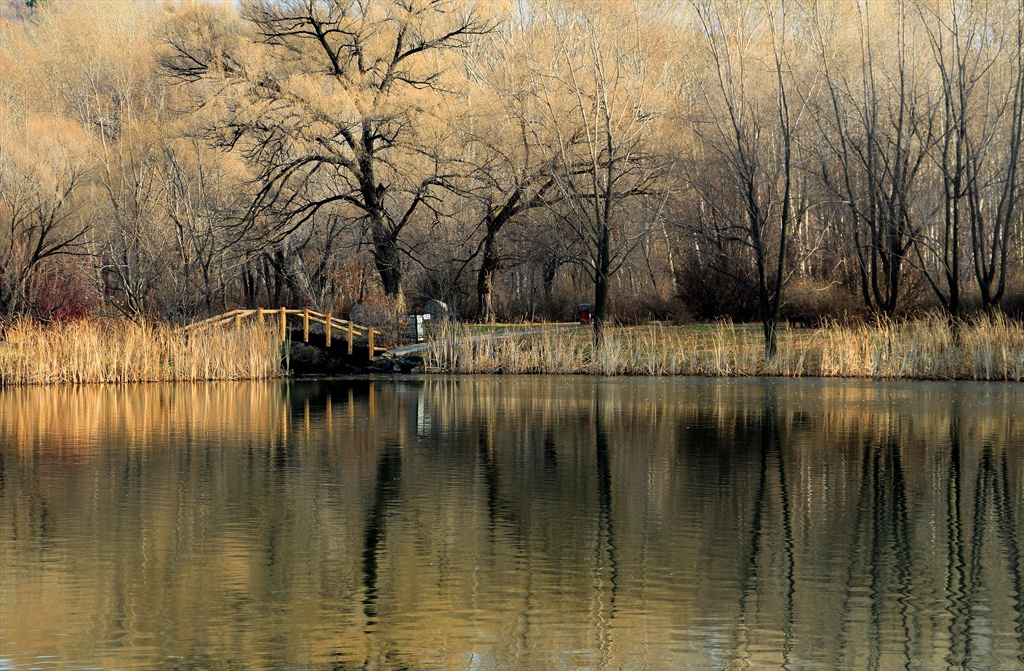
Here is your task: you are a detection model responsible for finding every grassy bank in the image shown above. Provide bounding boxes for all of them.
[3,314,1022,385]
[0,318,282,385]
[424,316,1024,381]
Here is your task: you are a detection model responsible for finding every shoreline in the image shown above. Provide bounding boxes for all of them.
[421,318,1024,382]
[2,317,1023,385]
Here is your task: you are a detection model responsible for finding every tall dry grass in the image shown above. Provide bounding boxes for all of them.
[0,318,282,385]
[424,315,1024,381]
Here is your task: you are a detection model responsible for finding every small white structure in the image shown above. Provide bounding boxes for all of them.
[407,313,430,342]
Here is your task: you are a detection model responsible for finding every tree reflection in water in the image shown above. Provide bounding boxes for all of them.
[1,377,1022,670]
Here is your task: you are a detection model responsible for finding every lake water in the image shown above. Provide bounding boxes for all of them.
[1,376,1022,670]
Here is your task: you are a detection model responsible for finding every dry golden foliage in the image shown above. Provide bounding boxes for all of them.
[425,316,1024,381]
[0,318,282,385]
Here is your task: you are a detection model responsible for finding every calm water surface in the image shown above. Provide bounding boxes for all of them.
[1,376,1022,670]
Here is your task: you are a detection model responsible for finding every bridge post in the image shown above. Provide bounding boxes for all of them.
[325,313,332,346]
[234,312,241,331]
[257,308,264,326]
[303,308,309,342]
[368,329,374,361]
[347,321,354,355]
[279,307,287,341]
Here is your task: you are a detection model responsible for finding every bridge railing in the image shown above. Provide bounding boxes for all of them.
[184,308,386,360]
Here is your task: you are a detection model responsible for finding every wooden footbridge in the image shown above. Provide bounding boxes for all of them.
[184,308,387,361]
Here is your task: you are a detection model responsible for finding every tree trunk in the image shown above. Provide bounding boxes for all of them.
[755,238,778,359]
[371,225,403,302]
[592,222,612,346]
[476,222,500,323]
[542,257,558,310]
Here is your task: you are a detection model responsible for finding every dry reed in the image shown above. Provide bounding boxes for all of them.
[424,315,1024,381]
[0,318,283,385]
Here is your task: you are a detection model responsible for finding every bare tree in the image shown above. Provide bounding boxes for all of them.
[95,124,175,319]
[0,116,93,319]
[914,0,1024,317]
[534,0,666,340]
[685,0,805,357]
[810,0,933,317]
[160,138,255,319]
[162,0,492,305]
[457,16,571,322]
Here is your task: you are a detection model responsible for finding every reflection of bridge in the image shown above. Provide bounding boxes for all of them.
[184,308,387,361]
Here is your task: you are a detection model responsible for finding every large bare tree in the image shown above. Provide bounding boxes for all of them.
[685,0,805,357]
[810,0,934,317]
[534,0,666,340]
[456,11,573,323]
[162,0,491,304]
[0,115,93,318]
[914,0,1024,317]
